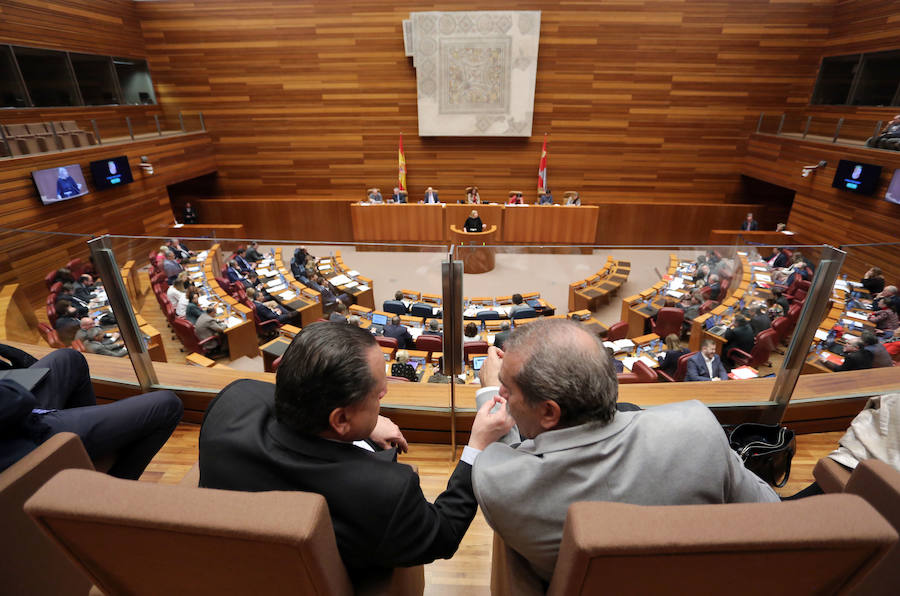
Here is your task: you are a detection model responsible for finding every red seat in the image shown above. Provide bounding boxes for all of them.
[650,307,684,339]
[38,323,65,348]
[248,306,280,339]
[617,360,658,384]
[44,270,57,290]
[66,258,87,277]
[729,328,777,370]
[699,300,717,315]
[771,316,791,345]
[376,335,399,358]
[172,317,219,355]
[787,303,802,325]
[414,334,443,356]
[607,321,629,341]
[387,376,411,383]
[49,281,63,295]
[464,341,489,360]
[657,351,697,382]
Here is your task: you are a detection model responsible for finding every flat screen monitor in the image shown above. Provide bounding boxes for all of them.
[371,313,387,326]
[885,169,900,205]
[831,159,882,195]
[89,155,133,190]
[32,164,89,205]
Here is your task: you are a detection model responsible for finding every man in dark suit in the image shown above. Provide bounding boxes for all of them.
[749,305,772,336]
[383,315,413,349]
[199,323,513,581]
[382,290,408,315]
[723,315,755,369]
[740,212,758,231]
[766,247,788,269]
[233,249,253,273]
[423,187,439,204]
[703,274,722,302]
[225,260,251,289]
[836,338,874,371]
[684,339,728,381]
[493,321,511,350]
[246,287,297,325]
[422,319,443,339]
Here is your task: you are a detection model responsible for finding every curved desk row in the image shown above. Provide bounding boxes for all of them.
[569,257,631,312]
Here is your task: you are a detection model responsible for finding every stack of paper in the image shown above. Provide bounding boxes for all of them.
[611,339,635,353]
[346,270,359,277]
[279,290,297,301]
[754,272,772,283]
[329,274,351,286]
[814,329,829,341]
[225,316,243,328]
[844,311,868,321]
[266,279,283,288]
[729,366,758,379]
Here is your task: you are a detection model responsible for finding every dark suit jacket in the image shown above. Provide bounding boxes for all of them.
[253,300,281,323]
[740,220,759,231]
[684,352,728,381]
[706,283,722,301]
[769,252,788,269]
[837,349,874,371]
[199,379,477,579]
[724,325,755,362]
[750,314,771,335]
[383,324,413,349]
[659,348,688,376]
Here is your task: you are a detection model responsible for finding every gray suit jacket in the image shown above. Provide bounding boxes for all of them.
[471,392,779,581]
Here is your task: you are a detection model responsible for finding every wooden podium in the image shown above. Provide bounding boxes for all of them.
[449,224,498,274]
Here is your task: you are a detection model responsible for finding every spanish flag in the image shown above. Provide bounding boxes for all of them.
[398,133,407,192]
[537,133,548,193]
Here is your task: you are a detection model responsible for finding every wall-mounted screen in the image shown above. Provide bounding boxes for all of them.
[886,169,900,205]
[831,159,882,195]
[32,164,89,205]
[89,156,133,190]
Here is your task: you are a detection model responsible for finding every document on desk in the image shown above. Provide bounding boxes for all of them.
[754,272,772,283]
[730,366,758,380]
[357,285,370,292]
[196,251,208,261]
[279,290,297,301]
[190,271,204,280]
[256,268,273,277]
[199,296,211,308]
[329,274,351,286]
[342,280,359,289]
[346,270,359,277]
[669,277,684,291]
[268,283,287,294]
[666,289,685,299]
[409,328,423,340]
[225,316,243,328]
[621,357,637,371]
[186,266,201,272]
[844,311,868,321]
[612,339,635,353]
[266,279,283,288]
[814,329,829,341]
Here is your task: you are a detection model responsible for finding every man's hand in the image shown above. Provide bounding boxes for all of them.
[468,395,515,451]
[480,346,503,388]
[370,415,409,453]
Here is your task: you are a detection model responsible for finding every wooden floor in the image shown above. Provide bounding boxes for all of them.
[140,423,843,596]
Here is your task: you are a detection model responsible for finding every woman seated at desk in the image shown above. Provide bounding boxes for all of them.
[391,349,419,382]
[465,186,481,204]
[464,210,484,233]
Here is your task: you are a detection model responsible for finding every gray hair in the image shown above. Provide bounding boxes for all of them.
[503,319,618,427]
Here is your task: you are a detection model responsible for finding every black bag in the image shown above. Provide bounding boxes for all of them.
[728,423,796,488]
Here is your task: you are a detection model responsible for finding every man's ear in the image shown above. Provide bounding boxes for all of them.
[327,406,353,438]
[538,399,562,431]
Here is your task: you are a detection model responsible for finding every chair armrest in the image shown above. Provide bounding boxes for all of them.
[813,457,852,493]
[727,347,750,366]
[656,370,675,382]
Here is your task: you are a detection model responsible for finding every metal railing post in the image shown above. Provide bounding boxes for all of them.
[762,245,845,425]
[154,114,162,136]
[756,112,764,133]
[832,117,844,143]
[179,111,185,132]
[88,235,159,391]
[126,116,134,140]
[91,119,102,145]
[802,116,812,139]
[198,111,206,131]
[776,114,785,135]
[442,254,464,458]
[48,121,62,151]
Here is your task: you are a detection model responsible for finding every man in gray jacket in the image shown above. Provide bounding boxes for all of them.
[471,318,779,583]
[195,305,227,351]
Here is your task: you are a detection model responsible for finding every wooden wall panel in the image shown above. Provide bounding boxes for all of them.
[192,198,353,241]
[825,0,900,55]
[0,0,146,57]
[135,0,835,202]
[594,202,764,245]
[743,133,900,282]
[0,133,218,308]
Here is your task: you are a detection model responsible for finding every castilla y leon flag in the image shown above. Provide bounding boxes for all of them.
[398,133,407,192]
[537,133,548,193]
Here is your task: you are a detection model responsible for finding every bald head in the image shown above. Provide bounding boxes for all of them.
[503,319,618,427]
[79,317,94,330]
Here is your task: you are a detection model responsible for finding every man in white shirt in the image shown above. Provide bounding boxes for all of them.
[166,277,187,313]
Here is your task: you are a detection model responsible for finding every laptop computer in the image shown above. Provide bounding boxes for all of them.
[0,368,50,392]
[370,312,388,332]
[472,355,487,382]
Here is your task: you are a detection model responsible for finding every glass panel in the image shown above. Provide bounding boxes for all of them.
[0,45,29,107]
[850,50,900,107]
[113,57,156,105]
[13,46,79,107]
[811,54,860,105]
[70,53,119,106]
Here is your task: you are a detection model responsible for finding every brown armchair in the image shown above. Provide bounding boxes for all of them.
[26,469,425,596]
[491,496,897,596]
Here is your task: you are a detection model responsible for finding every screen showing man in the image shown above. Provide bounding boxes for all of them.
[89,156,134,190]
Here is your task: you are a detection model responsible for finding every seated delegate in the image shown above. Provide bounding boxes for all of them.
[471,320,777,582]
[537,188,553,205]
[684,339,729,381]
[0,345,182,479]
[199,323,513,580]
[423,187,440,204]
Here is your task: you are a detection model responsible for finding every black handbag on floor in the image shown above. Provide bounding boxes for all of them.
[728,423,796,488]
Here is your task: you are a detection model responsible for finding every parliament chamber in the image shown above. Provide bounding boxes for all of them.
[2,1,900,594]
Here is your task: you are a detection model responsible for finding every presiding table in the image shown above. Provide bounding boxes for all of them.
[449,225,498,274]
